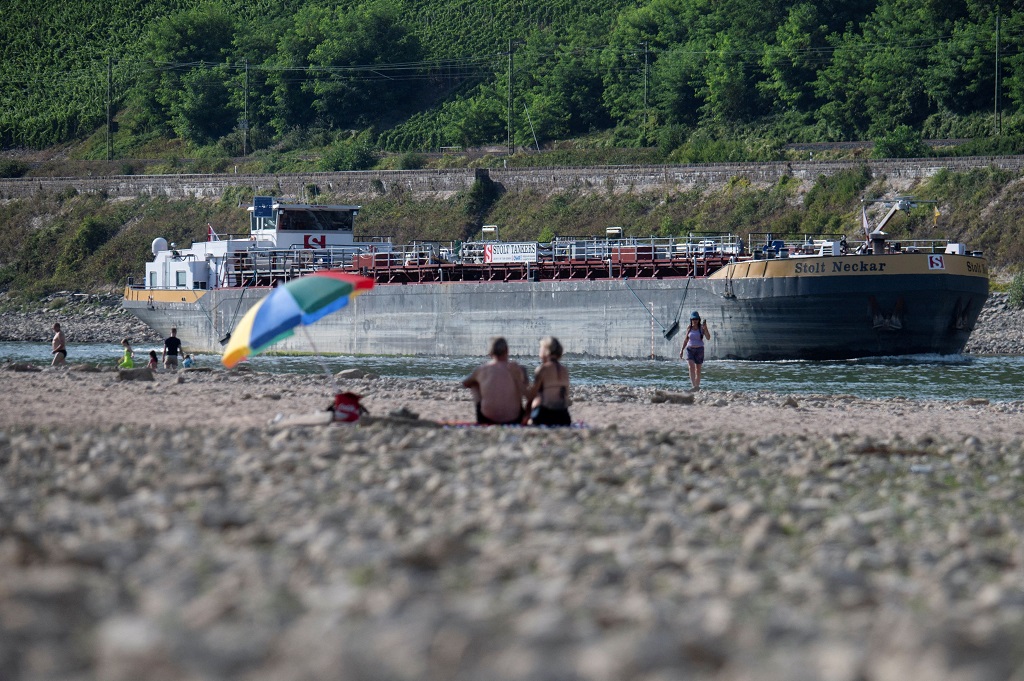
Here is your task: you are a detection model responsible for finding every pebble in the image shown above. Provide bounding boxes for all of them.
[0,415,1021,681]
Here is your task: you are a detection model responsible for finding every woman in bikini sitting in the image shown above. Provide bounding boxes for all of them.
[526,336,572,427]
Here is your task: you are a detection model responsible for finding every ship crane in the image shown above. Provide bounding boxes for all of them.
[860,196,936,254]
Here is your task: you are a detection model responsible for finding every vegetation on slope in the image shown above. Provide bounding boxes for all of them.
[1,167,1021,302]
[4,0,1024,163]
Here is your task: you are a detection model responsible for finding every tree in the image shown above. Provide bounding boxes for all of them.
[306,2,424,129]
[57,217,111,278]
[128,6,237,140]
[652,44,703,127]
[515,34,609,143]
[446,85,506,147]
[267,4,326,133]
[699,32,762,123]
[759,3,829,111]
[600,0,697,126]
[170,66,234,144]
[926,5,995,115]
[815,0,944,139]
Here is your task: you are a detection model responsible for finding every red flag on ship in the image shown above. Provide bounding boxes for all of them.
[208,223,221,241]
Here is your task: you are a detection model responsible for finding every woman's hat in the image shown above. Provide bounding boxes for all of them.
[690,311,701,320]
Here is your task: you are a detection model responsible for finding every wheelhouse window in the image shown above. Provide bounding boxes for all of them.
[176,271,187,287]
[249,207,356,233]
[277,210,354,232]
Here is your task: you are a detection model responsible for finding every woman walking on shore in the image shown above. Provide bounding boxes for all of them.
[679,311,710,391]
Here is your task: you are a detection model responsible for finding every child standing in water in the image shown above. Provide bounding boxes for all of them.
[118,338,135,369]
[679,311,711,391]
[147,350,159,370]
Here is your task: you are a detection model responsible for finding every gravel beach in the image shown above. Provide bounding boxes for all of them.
[1,290,1023,680]
[2,367,1023,681]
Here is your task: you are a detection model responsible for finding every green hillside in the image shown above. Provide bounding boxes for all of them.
[3,0,1024,163]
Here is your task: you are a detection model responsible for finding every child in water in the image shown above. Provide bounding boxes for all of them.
[182,354,195,368]
[147,350,158,370]
[117,338,134,369]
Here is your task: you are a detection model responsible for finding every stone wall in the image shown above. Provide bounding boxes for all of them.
[2,156,1023,202]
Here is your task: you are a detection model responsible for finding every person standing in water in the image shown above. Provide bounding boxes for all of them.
[118,338,135,369]
[679,311,711,391]
[51,322,67,367]
[162,327,183,371]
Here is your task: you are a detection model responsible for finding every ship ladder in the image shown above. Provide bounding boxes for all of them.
[623,276,688,341]
[664,272,694,340]
[219,279,253,345]
[723,259,736,300]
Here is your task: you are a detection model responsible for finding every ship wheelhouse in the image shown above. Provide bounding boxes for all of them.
[138,200,375,292]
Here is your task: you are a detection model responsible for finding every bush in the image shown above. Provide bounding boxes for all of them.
[873,125,928,159]
[944,135,1024,157]
[398,152,427,170]
[1009,272,1024,309]
[0,159,29,178]
[320,141,376,171]
[657,125,689,157]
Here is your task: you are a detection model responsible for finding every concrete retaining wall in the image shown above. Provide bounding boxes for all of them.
[2,157,1023,201]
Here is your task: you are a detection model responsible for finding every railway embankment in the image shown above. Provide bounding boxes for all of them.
[3,156,1024,201]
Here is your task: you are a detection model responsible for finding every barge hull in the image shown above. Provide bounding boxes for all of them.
[124,257,987,360]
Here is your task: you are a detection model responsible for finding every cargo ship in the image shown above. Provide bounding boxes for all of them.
[123,197,989,360]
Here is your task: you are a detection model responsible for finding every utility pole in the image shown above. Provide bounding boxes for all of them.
[507,39,514,155]
[642,41,648,112]
[243,58,249,157]
[642,41,649,141]
[995,6,1001,136]
[106,56,112,161]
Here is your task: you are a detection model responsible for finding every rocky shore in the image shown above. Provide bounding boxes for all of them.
[1,369,1023,680]
[2,291,1021,356]
[0,292,161,345]
[964,292,1024,355]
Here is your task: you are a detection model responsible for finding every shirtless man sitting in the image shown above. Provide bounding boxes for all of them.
[462,337,528,425]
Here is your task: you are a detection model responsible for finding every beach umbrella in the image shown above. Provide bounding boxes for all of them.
[222,270,374,369]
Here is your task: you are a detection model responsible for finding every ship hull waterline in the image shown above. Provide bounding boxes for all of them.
[124,254,989,361]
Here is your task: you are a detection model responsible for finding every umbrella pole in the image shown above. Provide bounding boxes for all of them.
[300,326,340,394]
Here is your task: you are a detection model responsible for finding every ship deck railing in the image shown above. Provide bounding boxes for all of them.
[130,230,984,293]
[748,233,966,258]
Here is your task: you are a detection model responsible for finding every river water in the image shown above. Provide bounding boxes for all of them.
[3,341,1022,403]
